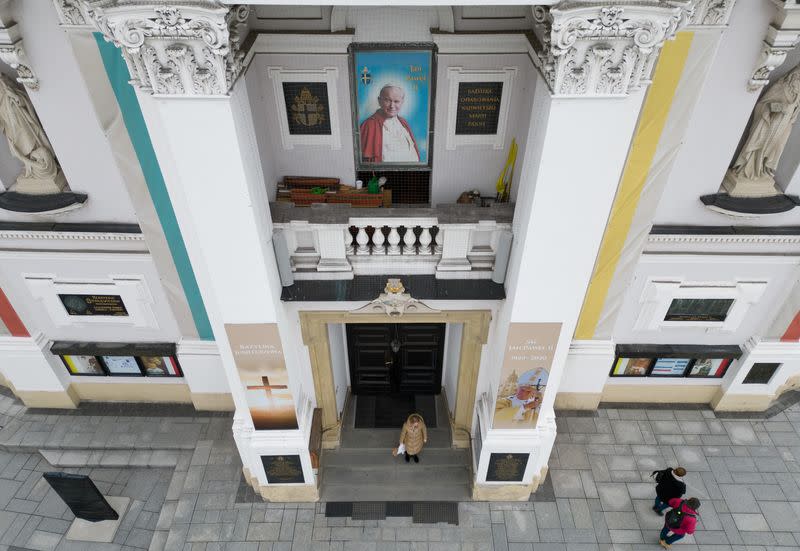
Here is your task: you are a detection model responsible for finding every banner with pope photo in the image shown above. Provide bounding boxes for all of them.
[350,44,435,168]
[492,322,562,429]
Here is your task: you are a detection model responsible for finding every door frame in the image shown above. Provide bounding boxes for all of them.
[300,310,491,449]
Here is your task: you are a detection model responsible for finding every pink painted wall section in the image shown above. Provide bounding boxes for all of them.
[0,287,29,337]
[781,311,800,342]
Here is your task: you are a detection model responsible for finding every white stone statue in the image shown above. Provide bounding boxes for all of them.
[0,74,65,194]
[724,65,800,197]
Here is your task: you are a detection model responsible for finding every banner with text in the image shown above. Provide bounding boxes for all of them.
[493,322,561,429]
[225,323,299,430]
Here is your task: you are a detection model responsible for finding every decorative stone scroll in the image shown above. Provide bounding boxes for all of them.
[688,0,736,27]
[84,1,250,96]
[0,23,37,90]
[529,1,693,97]
[748,2,800,92]
[52,0,93,27]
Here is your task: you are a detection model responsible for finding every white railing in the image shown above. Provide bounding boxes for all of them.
[274,218,511,280]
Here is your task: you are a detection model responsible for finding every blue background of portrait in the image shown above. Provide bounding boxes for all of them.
[354,49,432,164]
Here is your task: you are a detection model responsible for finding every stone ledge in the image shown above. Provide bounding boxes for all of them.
[700,192,800,216]
[38,448,182,468]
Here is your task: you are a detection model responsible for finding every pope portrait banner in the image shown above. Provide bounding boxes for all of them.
[225,323,299,431]
[350,43,435,169]
[492,322,562,429]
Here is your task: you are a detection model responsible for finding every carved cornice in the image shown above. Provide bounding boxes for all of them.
[52,0,93,27]
[748,1,800,91]
[530,1,693,97]
[0,23,37,90]
[688,0,736,27]
[84,1,250,96]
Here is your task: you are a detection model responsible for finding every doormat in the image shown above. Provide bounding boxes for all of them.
[354,394,437,429]
[324,501,458,525]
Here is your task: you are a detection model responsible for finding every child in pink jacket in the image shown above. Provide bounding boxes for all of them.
[659,497,700,548]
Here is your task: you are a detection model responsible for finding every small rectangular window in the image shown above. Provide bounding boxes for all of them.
[664,298,734,322]
[742,363,781,385]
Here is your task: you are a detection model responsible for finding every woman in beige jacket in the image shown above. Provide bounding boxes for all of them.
[399,413,427,463]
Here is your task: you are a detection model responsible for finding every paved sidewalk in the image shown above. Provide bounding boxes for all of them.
[0,387,797,550]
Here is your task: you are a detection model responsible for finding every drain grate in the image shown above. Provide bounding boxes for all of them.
[412,502,459,525]
[386,501,414,517]
[352,501,386,520]
[324,502,353,517]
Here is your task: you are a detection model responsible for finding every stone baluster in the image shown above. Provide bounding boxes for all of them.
[418,226,432,255]
[387,225,402,255]
[371,226,386,255]
[433,226,443,255]
[355,225,370,255]
[402,226,417,254]
[344,227,354,255]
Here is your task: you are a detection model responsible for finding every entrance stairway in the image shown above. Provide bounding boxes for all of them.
[319,394,472,501]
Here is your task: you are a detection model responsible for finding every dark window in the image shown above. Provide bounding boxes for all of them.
[356,170,430,204]
[742,362,780,384]
[664,298,734,322]
[610,356,733,379]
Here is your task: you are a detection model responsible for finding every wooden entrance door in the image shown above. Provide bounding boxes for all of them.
[346,323,445,395]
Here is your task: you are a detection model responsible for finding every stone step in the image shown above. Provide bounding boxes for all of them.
[320,482,471,502]
[339,427,453,449]
[39,448,183,468]
[322,448,470,468]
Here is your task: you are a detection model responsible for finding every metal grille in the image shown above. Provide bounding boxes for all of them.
[356,170,430,205]
[324,502,353,517]
[385,502,414,517]
[352,502,387,520]
[412,502,459,525]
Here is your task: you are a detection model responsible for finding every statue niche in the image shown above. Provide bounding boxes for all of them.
[0,74,66,194]
[723,65,800,198]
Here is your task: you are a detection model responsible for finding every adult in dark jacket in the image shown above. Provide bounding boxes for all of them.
[652,467,686,514]
[659,497,700,548]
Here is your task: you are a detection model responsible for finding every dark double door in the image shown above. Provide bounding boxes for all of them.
[346,323,445,395]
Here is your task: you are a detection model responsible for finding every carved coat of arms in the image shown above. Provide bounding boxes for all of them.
[290,87,326,128]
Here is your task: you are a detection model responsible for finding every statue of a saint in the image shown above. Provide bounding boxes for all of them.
[724,65,800,197]
[0,74,65,194]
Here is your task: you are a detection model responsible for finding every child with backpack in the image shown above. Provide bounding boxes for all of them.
[659,497,700,548]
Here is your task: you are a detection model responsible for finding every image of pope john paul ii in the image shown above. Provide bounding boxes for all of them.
[359,84,420,163]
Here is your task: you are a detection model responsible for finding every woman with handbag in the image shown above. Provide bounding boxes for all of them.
[397,414,427,463]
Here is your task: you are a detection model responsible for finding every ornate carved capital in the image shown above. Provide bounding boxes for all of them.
[688,0,736,27]
[52,0,92,27]
[748,1,800,92]
[84,1,250,96]
[0,23,37,90]
[530,1,693,97]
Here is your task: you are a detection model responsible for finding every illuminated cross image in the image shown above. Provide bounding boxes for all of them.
[360,66,371,85]
[246,376,288,406]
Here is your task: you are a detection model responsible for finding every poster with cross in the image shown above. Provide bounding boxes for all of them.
[225,323,299,430]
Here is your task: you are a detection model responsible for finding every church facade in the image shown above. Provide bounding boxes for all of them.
[0,0,798,501]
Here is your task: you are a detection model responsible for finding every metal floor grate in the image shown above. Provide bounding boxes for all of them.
[324,502,353,517]
[324,501,458,525]
[412,502,459,525]
[352,501,387,520]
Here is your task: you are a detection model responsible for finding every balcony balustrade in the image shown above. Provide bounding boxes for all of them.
[270,203,513,280]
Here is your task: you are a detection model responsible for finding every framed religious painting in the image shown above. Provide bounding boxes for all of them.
[137,355,183,377]
[61,355,105,376]
[610,357,652,377]
[349,43,436,170]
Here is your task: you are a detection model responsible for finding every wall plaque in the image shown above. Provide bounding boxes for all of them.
[43,472,119,521]
[225,323,299,430]
[261,455,305,484]
[58,294,128,316]
[486,453,528,482]
[455,82,503,135]
[493,322,561,429]
[282,82,332,135]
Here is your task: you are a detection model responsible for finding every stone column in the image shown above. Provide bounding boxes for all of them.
[89,1,317,501]
[473,1,693,500]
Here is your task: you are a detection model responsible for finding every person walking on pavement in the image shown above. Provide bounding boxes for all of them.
[651,466,687,515]
[659,497,700,548]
